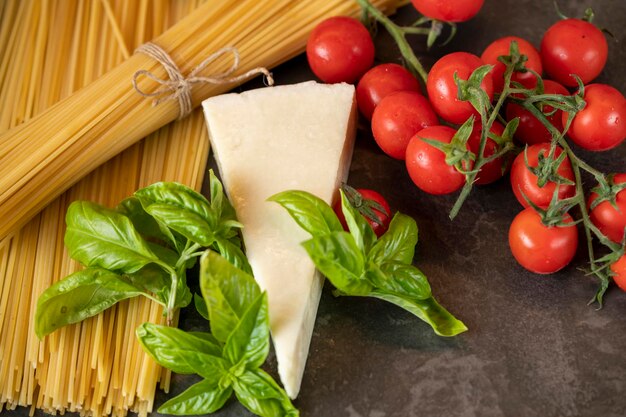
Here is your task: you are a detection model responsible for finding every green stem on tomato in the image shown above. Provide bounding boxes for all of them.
[448,61,516,220]
[520,102,620,305]
[355,0,429,84]
[402,27,432,35]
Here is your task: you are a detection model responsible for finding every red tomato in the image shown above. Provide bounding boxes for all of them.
[509,207,578,274]
[540,18,608,87]
[611,254,626,291]
[588,173,626,243]
[333,188,391,237]
[480,36,542,93]
[505,79,569,145]
[510,143,575,208]
[410,0,484,22]
[563,84,626,151]
[356,63,421,120]
[405,125,468,195]
[467,121,508,185]
[306,17,374,84]
[371,91,439,160]
[426,52,494,124]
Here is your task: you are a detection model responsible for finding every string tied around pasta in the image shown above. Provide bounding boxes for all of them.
[132,43,274,119]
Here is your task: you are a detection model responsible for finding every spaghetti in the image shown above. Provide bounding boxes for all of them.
[0,0,406,416]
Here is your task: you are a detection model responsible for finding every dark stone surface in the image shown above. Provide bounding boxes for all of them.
[13,1,626,417]
[192,1,626,416]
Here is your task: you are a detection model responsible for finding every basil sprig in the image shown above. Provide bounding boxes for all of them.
[35,171,248,338]
[136,250,298,417]
[269,190,467,337]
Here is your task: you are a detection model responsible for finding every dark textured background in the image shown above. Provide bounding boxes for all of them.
[195,1,626,416]
[15,1,626,417]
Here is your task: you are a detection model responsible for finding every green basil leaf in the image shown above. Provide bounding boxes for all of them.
[214,237,252,274]
[366,262,431,300]
[223,292,269,369]
[368,213,418,265]
[269,190,343,237]
[174,273,193,309]
[188,331,221,346]
[65,201,158,273]
[301,232,371,295]
[158,377,232,415]
[340,190,376,254]
[194,293,210,321]
[233,369,299,417]
[209,169,238,222]
[135,182,218,246]
[126,264,169,302]
[36,268,143,338]
[144,203,216,246]
[117,196,179,250]
[146,241,179,267]
[369,292,467,337]
[200,250,261,343]
[136,323,225,378]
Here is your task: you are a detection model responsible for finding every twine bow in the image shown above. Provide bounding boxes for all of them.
[132,43,274,119]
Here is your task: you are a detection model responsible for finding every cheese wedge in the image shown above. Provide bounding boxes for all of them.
[202,81,356,398]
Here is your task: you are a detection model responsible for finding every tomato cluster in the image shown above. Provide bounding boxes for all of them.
[307,1,626,295]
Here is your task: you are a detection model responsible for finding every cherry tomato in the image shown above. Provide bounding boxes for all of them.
[510,143,575,208]
[588,173,626,243]
[467,121,508,185]
[426,52,494,124]
[611,254,626,292]
[356,63,421,120]
[410,0,484,22]
[505,79,569,145]
[481,36,542,93]
[563,84,626,151]
[509,207,578,274]
[333,188,391,237]
[371,91,439,160]
[540,18,608,87]
[405,125,468,195]
[306,16,374,84]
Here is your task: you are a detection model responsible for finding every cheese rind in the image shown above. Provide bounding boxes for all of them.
[202,81,356,398]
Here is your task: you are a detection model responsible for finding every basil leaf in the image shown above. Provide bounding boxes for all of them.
[369,292,467,337]
[146,241,179,267]
[234,369,299,417]
[368,213,418,265]
[340,190,376,254]
[366,262,431,300]
[214,237,252,274]
[188,331,221,346]
[136,323,225,378]
[193,293,210,321]
[126,264,169,302]
[117,196,179,250]
[134,182,217,246]
[158,377,232,415]
[144,203,216,246]
[269,190,343,236]
[65,201,158,273]
[174,272,193,309]
[200,250,261,343]
[223,292,269,369]
[209,169,237,222]
[36,268,143,338]
[301,232,372,295]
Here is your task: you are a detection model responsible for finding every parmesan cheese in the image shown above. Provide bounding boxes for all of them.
[202,81,356,398]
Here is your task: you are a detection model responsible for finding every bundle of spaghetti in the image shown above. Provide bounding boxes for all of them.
[0,1,210,416]
[0,0,407,415]
[0,0,405,241]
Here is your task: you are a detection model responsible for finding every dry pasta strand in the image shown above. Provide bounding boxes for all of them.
[0,1,406,416]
